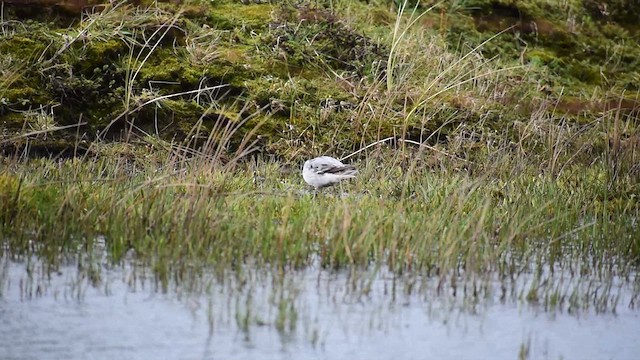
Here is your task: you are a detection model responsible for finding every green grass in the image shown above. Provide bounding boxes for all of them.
[1,146,637,276]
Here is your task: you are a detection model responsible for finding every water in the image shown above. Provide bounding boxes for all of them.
[1,258,639,360]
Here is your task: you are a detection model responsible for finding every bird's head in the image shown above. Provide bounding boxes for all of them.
[303,159,313,171]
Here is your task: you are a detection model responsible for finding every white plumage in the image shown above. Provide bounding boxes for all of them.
[302,156,357,189]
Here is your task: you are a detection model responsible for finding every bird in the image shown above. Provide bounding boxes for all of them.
[302,156,358,190]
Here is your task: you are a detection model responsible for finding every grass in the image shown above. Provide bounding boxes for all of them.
[0,1,638,322]
[1,140,637,298]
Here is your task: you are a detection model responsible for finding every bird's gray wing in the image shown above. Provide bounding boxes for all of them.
[315,162,346,174]
[320,165,349,174]
[316,162,356,175]
[311,156,356,175]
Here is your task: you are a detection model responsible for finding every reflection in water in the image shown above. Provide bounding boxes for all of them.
[0,257,639,360]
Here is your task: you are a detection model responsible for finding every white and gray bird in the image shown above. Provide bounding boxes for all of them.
[302,156,358,190]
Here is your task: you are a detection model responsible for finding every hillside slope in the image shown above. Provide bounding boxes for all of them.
[0,0,638,164]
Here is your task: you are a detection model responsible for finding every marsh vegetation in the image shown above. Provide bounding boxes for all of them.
[1,0,639,359]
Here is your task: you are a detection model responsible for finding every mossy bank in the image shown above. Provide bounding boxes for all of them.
[1,0,638,161]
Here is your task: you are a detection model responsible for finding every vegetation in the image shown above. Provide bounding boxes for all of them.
[1,0,637,156]
[1,147,638,309]
[1,0,639,319]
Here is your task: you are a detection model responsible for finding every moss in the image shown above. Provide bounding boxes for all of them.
[525,49,558,66]
[584,0,640,25]
[600,22,631,40]
[220,47,249,64]
[0,36,47,61]
[181,4,211,19]
[76,39,127,72]
[0,113,27,133]
[201,52,269,90]
[1,0,638,158]
[1,137,80,158]
[447,0,640,98]
[369,7,394,25]
[138,49,200,84]
[544,28,579,57]
[263,5,388,77]
[125,98,213,140]
[208,3,274,30]
[565,60,602,85]
[1,85,51,109]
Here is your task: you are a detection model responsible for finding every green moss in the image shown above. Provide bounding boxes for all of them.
[1,85,50,108]
[0,36,47,61]
[76,39,127,73]
[208,3,274,30]
[445,0,640,98]
[525,49,558,66]
[0,112,26,132]
[123,98,216,141]
[369,7,394,25]
[219,46,250,64]
[600,22,631,40]
[1,0,638,158]
[202,55,266,90]
[260,6,388,77]
[136,48,202,88]
[565,60,602,85]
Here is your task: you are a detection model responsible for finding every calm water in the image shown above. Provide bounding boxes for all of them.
[1,257,639,360]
